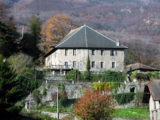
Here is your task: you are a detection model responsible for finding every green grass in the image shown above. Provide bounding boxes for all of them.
[110,107,150,119]
[37,105,73,113]
[40,114,57,120]
[20,108,57,120]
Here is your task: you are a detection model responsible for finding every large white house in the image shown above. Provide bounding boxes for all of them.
[45,25,127,75]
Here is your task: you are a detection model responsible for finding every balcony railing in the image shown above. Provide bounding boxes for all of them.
[44,65,73,70]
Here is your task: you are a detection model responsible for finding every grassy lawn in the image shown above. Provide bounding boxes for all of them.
[36,105,73,113]
[20,108,57,120]
[110,107,150,119]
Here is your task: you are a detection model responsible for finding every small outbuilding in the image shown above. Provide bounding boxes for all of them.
[126,63,160,73]
[148,79,160,120]
[25,93,36,111]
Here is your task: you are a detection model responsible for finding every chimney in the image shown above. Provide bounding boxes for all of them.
[116,40,120,46]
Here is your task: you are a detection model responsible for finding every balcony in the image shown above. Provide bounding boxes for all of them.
[44,65,73,70]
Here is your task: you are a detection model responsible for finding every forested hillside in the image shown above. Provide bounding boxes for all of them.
[0,0,160,68]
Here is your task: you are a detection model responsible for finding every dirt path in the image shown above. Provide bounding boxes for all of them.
[41,111,69,119]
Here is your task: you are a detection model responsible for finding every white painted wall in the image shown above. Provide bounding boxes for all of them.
[45,49,125,72]
[149,96,160,120]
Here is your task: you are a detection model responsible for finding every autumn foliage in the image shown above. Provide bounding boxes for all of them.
[73,89,114,120]
[40,14,77,53]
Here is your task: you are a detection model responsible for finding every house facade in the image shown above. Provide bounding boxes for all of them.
[45,25,127,75]
[148,79,160,120]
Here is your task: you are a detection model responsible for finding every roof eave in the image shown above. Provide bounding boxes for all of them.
[44,48,57,58]
[56,46,127,49]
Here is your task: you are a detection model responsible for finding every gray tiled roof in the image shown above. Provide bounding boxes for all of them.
[148,79,160,101]
[45,25,127,57]
[56,25,127,49]
[126,63,160,72]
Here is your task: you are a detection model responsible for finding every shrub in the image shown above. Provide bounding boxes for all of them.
[74,89,115,120]
[42,87,47,96]
[17,74,42,95]
[40,114,57,120]
[51,92,61,101]
[130,70,138,80]
[114,93,135,105]
[91,73,103,81]
[66,70,126,82]
[80,71,91,81]
[32,89,41,104]
[93,82,106,91]
[134,92,143,107]
[93,82,124,94]
[51,91,68,107]
[102,71,126,82]
[65,70,77,81]
[51,83,68,107]
[148,72,160,79]
[136,73,150,81]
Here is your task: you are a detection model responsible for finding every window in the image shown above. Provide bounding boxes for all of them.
[65,49,68,56]
[73,49,76,56]
[101,50,104,56]
[130,87,135,93]
[100,62,104,68]
[111,50,117,56]
[92,50,95,55]
[92,61,95,68]
[110,50,115,56]
[112,62,115,68]
[64,61,68,66]
[73,61,76,68]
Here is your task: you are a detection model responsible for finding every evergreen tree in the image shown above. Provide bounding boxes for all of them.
[86,54,91,80]
[0,21,19,57]
[30,16,41,43]
[86,54,90,71]
[20,16,42,61]
[30,15,41,60]
[0,55,23,115]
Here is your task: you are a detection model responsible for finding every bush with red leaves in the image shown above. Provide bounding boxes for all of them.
[73,89,114,120]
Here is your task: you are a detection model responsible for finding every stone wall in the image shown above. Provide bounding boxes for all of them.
[40,82,92,104]
[45,49,125,72]
[37,80,149,108]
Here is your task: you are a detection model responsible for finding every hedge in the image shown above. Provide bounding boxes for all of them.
[92,82,122,91]
[136,73,150,81]
[114,93,135,105]
[65,70,77,81]
[65,70,126,82]
[148,72,160,79]
[102,71,126,82]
